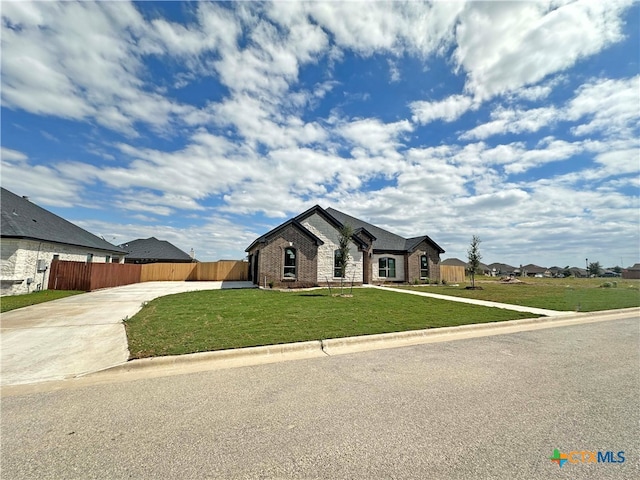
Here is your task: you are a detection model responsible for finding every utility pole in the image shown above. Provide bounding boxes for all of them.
[585,258,588,277]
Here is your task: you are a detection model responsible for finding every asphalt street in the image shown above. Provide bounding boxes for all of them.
[1,315,638,479]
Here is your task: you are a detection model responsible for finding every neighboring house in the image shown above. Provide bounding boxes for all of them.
[622,263,640,279]
[442,258,490,275]
[441,258,467,268]
[488,262,517,276]
[520,264,550,277]
[1,187,127,296]
[567,267,588,278]
[119,237,195,264]
[245,205,444,288]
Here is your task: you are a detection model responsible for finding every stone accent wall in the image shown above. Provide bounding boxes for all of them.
[406,241,442,283]
[1,239,120,296]
[251,224,319,288]
[301,214,363,284]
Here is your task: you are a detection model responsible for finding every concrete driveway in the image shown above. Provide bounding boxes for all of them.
[0,281,254,386]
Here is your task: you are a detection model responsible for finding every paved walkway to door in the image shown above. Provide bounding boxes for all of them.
[1,281,254,386]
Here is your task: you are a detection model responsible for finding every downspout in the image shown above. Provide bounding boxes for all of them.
[34,241,43,291]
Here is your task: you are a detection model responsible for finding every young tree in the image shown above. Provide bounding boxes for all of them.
[336,223,354,294]
[467,235,482,288]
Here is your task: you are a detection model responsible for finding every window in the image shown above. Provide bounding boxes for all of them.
[420,255,429,279]
[106,255,111,263]
[334,249,343,278]
[86,253,94,263]
[283,247,296,279]
[53,254,60,262]
[379,257,396,278]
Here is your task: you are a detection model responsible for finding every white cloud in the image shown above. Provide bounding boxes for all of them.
[462,106,560,140]
[1,1,205,136]
[410,95,475,125]
[567,75,640,138]
[454,0,631,99]
[0,148,85,207]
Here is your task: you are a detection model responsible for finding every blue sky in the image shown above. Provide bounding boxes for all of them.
[2,1,638,268]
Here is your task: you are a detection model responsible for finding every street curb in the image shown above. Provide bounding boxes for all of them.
[88,307,639,378]
[88,340,325,377]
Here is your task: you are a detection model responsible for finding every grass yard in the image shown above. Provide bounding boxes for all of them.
[401,277,640,312]
[0,290,84,312]
[125,288,537,359]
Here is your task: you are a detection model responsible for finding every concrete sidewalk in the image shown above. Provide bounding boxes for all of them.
[1,281,254,386]
[366,284,572,316]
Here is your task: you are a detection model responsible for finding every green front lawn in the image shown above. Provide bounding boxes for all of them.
[1,290,84,312]
[125,288,537,359]
[401,278,640,312]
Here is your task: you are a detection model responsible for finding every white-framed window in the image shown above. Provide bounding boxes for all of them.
[283,247,296,279]
[379,257,396,278]
[86,253,94,263]
[420,255,429,279]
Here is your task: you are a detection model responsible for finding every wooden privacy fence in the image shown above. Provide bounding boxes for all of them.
[141,261,249,282]
[441,265,466,284]
[48,260,249,291]
[139,263,197,282]
[48,260,141,291]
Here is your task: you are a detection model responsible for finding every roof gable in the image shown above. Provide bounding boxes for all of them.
[245,218,324,252]
[1,188,126,254]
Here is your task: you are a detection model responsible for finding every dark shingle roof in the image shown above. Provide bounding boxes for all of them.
[326,207,407,250]
[442,258,468,267]
[1,187,126,254]
[488,262,516,272]
[246,205,445,254]
[119,237,193,261]
[326,207,444,253]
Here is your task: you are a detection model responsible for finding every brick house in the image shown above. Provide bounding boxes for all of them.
[1,187,127,296]
[245,205,444,288]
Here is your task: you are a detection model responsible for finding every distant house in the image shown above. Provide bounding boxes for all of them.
[567,267,588,278]
[245,205,444,288]
[441,258,467,268]
[622,263,640,279]
[1,187,127,296]
[119,237,195,264]
[488,262,517,276]
[442,258,490,275]
[520,264,550,277]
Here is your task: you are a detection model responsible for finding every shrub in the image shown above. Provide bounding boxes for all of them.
[441,279,447,285]
[601,282,612,288]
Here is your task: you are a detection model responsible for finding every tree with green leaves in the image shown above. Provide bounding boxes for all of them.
[467,235,482,288]
[336,223,354,294]
[588,261,602,277]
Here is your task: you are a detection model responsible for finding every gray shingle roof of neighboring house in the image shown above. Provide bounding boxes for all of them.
[442,258,490,271]
[1,187,127,254]
[521,264,547,274]
[442,257,467,267]
[488,262,516,273]
[119,237,194,262]
[325,207,444,253]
